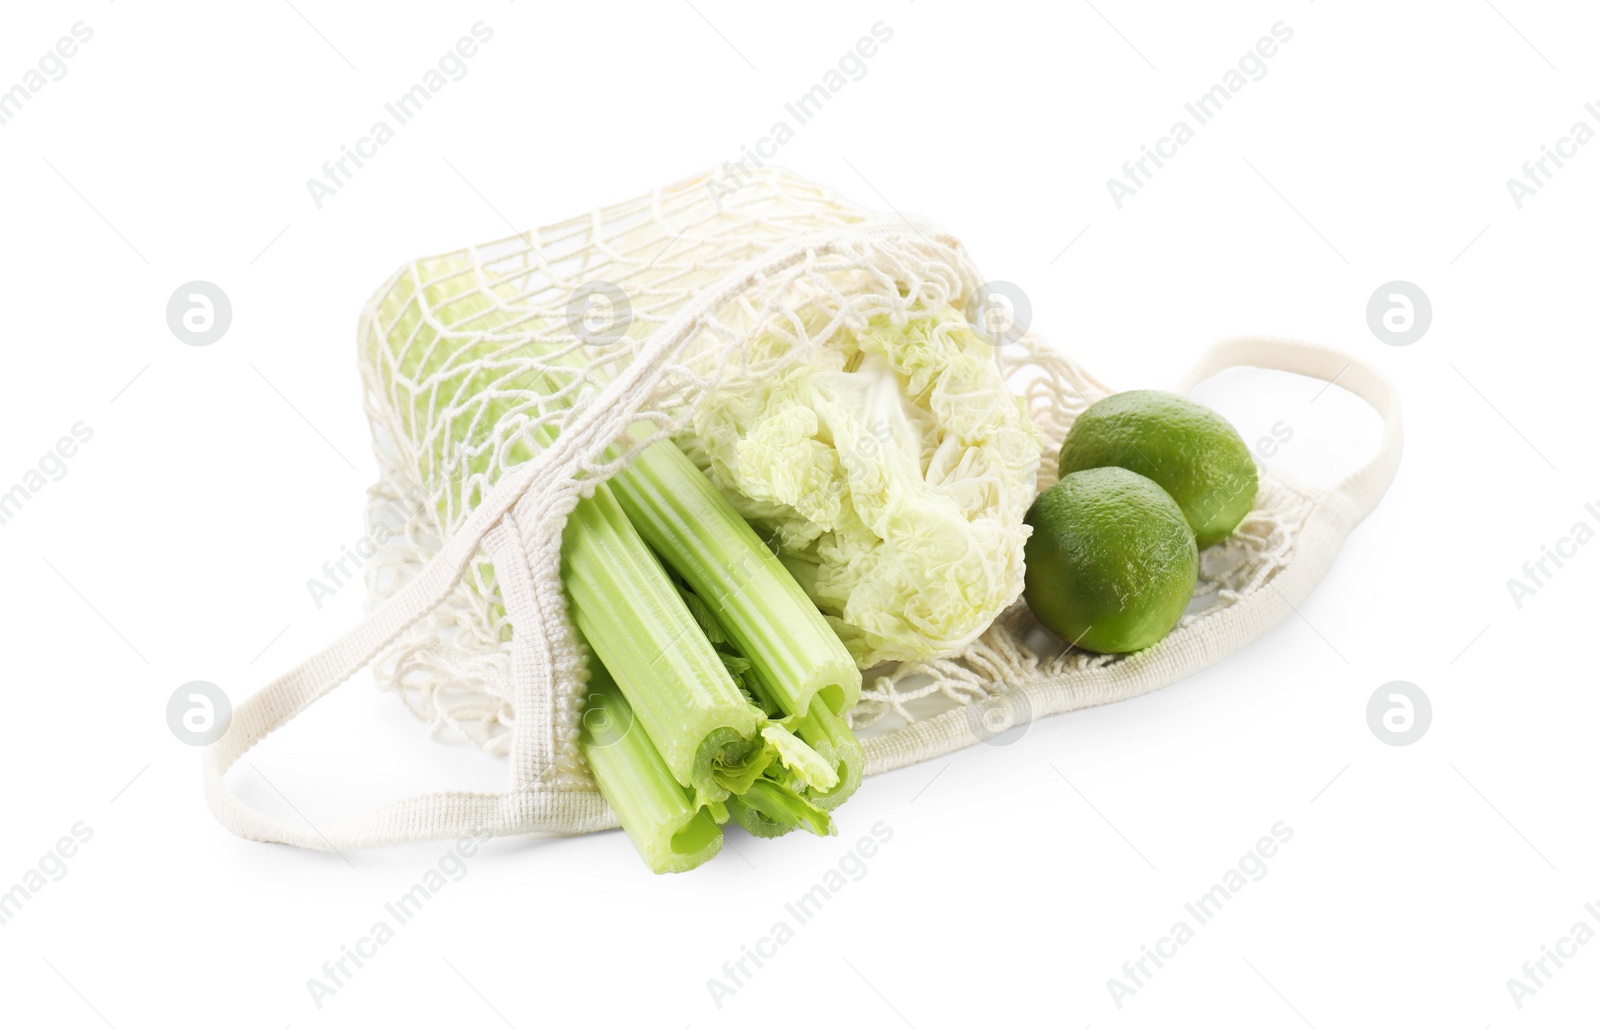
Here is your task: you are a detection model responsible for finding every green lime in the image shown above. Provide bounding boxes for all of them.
[1057,390,1258,549]
[1024,467,1198,654]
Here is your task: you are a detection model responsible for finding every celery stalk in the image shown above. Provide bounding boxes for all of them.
[578,660,723,873]
[608,440,861,717]
[784,697,864,812]
[608,440,865,809]
[562,481,759,800]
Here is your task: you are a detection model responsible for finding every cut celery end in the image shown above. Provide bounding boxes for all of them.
[726,800,795,840]
[761,723,839,792]
[579,666,723,874]
[609,438,862,719]
[729,779,834,839]
[790,695,865,812]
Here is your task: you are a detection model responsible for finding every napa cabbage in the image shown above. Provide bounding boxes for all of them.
[681,308,1042,667]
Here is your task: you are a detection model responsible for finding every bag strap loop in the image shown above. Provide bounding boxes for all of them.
[1175,335,1404,524]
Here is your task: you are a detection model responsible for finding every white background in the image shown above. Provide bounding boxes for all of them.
[1,1,1595,1026]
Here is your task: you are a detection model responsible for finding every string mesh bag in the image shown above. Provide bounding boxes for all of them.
[202,167,1403,849]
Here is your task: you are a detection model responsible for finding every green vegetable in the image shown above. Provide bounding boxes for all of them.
[680,308,1042,666]
[607,439,864,811]
[365,256,865,872]
[562,476,762,801]
[578,659,723,874]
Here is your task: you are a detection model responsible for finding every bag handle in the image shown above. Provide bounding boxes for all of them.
[202,218,967,850]
[199,491,616,849]
[1173,336,1403,524]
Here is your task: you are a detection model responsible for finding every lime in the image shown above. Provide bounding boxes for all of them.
[1023,467,1198,654]
[1057,390,1258,549]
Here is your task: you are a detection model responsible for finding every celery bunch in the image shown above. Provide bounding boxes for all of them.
[366,258,863,872]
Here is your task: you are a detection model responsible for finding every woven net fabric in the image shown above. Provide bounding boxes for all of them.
[355,167,1304,796]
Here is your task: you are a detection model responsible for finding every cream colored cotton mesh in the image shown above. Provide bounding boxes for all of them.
[354,167,1298,786]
